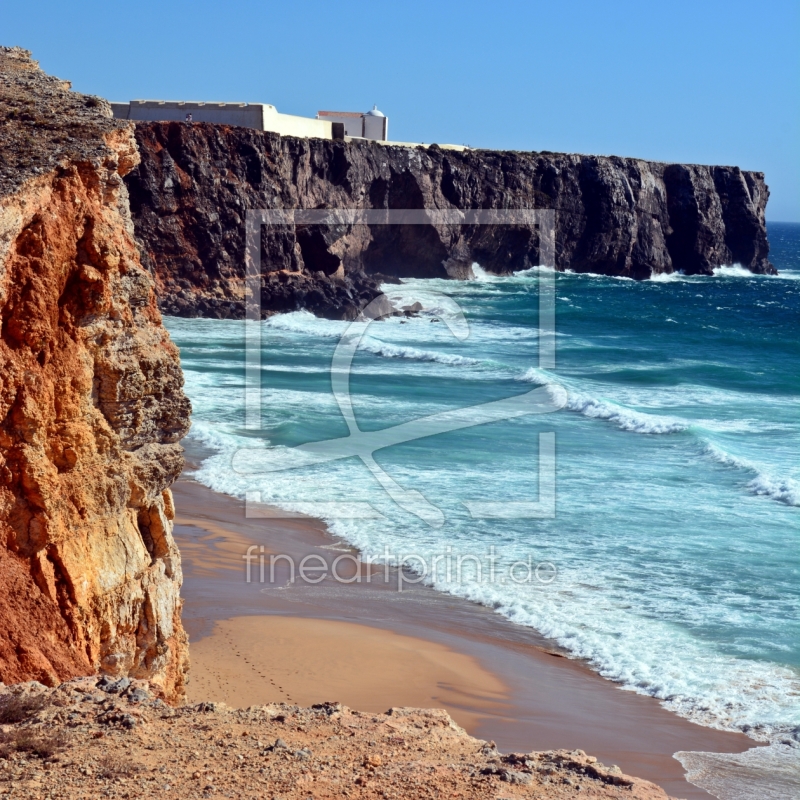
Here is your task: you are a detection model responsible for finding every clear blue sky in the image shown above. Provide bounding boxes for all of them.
[5,0,798,220]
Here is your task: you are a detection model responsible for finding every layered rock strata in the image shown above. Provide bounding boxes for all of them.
[125,122,773,320]
[0,48,190,699]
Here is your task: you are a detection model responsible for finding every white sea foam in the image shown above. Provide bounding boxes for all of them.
[588,379,798,410]
[712,264,760,278]
[519,366,800,496]
[511,264,558,277]
[554,263,764,282]
[675,742,800,800]
[183,409,800,751]
[187,401,800,742]
[189,418,269,455]
[385,262,800,292]
[565,393,687,433]
[463,583,800,742]
[518,368,688,434]
[319,487,800,742]
[259,307,491,369]
[773,269,800,281]
[359,338,483,367]
[560,268,635,281]
[702,441,800,506]
[649,270,686,282]
[471,263,501,282]
[263,310,348,338]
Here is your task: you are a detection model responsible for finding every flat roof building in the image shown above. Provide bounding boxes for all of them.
[317,106,388,141]
[111,101,389,142]
[109,102,471,151]
[111,100,343,138]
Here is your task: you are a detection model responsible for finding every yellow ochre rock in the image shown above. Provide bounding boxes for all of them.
[0,46,191,701]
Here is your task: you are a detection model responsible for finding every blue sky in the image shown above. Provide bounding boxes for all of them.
[5,0,798,220]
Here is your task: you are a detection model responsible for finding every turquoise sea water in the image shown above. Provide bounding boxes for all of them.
[166,223,800,760]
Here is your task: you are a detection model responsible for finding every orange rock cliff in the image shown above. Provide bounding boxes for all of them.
[0,47,191,699]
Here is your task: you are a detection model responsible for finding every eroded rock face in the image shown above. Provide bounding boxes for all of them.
[125,123,773,320]
[0,47,190,699]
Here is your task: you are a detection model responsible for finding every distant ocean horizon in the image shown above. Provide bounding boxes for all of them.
[167,221,800,799]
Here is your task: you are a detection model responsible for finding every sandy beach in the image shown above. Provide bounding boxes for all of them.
[171,469,758,800]
[187,616,508,731]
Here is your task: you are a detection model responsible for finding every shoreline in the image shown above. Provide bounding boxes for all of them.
[171,470,757,800]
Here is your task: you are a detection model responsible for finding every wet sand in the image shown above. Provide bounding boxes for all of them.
[173,475,757,799]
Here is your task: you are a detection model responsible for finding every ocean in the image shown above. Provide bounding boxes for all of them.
[165,221,800,798]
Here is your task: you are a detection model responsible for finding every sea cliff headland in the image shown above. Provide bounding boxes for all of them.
[125,120,773,320]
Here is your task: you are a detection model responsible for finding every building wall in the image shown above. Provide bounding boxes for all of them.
[111,101,335,139]
[261,106,333,139]
[117,101,263,128]
[363,115,388,141]
[110,102,131,119]
[317,112,363,137]
[111,102,400,144]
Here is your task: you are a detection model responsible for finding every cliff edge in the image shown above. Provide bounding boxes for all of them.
[0,48,191,699]
[125,122,773,320]
[0,679,677,799]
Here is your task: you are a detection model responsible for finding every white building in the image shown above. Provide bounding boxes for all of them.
[111,101,388,142]
[111,100,338,138]
[316,106,388,141]
[109,101,470,150]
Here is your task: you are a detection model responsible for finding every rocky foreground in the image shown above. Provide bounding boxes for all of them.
[0,679,674,800]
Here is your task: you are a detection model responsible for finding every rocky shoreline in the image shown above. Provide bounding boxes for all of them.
[125,120,774,320]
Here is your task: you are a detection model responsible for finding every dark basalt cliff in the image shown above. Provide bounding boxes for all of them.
[126,122,773,320]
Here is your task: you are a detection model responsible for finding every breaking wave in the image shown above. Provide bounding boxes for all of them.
[360,339,483,367]
[518,367,688,434]
[702,441,800,506]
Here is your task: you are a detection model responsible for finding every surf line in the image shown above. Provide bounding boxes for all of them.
[236,290,565,526]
